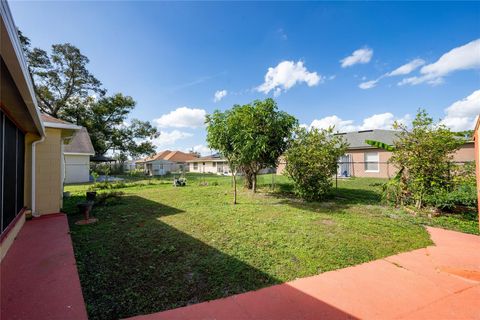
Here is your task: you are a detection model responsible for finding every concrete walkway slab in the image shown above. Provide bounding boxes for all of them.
[128,227,480,320]
[0,214,88,320]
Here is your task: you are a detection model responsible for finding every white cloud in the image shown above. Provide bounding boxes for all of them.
[309,112,411,132]
[310,115,357,132]
[340,47,373,68]
[359,80,378,89]
[359,59,425,90]
[154,107,206,128]
[360,113,395,130]
[387,59,425,76]
[151,130,193,148]
[257,60,322,96]
[399,39,480,86]
[188,144,212,156]
[213,90,228,102]
[441,89,480,131]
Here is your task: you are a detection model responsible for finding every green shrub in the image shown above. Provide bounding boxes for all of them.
[95,191,124,206]
[284,127,347,201]
[425,183,477,211]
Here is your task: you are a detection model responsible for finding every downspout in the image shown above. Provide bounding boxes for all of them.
[31,136,45,217]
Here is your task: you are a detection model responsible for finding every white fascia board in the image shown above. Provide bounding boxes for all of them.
[43,122,82,130]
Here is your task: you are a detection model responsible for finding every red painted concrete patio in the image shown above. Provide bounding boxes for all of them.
[129,227,480,320]
[0,214,88,320]
[1,217,479,320]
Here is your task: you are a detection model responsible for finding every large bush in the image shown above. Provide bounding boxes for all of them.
[424,162,477,211]
[390,110,464,208]
[284,127,347,201]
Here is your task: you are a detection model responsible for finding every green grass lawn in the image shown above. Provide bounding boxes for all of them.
[63,174,478,319]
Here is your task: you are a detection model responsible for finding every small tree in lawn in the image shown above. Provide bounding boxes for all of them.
[227,99,297,193]
[285,127,347,201]
[205,110,241,204]
[390,109,463,209]
[206,99,297,203]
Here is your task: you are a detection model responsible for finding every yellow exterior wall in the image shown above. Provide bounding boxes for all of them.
[34,127,63,215]
[23,133,39,208]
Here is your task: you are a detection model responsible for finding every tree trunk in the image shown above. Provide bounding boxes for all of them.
[244,169,253,189]
[232,172,237,205]
[252,173,257,193]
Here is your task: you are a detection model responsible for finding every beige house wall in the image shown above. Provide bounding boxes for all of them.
[277,143,475,179]
[34,127,63,215]
[189,161,230,175]
[452,143,474,162]
[347,149,396,178]
[23,133,38,208]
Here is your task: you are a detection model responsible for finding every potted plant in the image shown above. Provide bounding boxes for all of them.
[87,171,100,201]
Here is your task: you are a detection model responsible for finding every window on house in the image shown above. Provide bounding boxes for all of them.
[193,162,198,170]
[212,162,216,167]
[364,152,379,172]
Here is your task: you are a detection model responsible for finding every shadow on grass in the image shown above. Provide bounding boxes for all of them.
[64,195,356,320]
[260,181,382,213]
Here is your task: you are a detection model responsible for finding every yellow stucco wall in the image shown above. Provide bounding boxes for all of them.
[23,133,38,208]
[34,127,63,215]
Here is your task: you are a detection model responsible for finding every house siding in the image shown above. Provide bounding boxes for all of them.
[144,159,188,176]
[452,143,474,163]
[346,149,395,178]
[35,128,63,215]
[64,154,90,183]
[189,161,230,175]
[276,143,474,179]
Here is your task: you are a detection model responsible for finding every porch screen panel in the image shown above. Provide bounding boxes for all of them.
[0,109,26,234]
[16,131,25,214]
[0,111,3,228]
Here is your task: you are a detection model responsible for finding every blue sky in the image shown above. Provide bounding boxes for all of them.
[10,1,480,155]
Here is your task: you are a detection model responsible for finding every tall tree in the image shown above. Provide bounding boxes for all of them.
[63,94,159,159]
[19,32,104,117]
[19,31,159,159]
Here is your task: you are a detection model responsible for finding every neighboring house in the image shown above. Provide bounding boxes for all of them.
[0,2,79,260]
[138,150,199,176]
[123,159,137,172]
[36,115,81,213]
[277,129,475,178]
[62,126,95,183]
[335,129,399,178]
[187,153,231,175]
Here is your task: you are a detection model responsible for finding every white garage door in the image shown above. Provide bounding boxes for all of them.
[65,154,90,183]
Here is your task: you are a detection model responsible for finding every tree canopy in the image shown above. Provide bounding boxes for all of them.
[390,109,464,208]
[19,31,158,159]
[206,98,297,202]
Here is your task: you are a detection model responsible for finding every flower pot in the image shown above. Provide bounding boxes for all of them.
[86,191,97,202]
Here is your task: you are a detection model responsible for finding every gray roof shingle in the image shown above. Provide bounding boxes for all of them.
[335,129,399,149]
